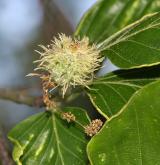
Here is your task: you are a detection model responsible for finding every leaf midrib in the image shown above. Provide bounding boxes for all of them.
[98,14,160,50]
[92,81,141,88]
[52,115,65,165]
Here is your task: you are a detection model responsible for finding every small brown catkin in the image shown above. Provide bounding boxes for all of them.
[85,119,103,137]
[61,112,76,123]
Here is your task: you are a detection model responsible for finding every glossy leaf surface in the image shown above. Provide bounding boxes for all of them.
[88,80,160,164]
[75,0,160,44]
[88,65,160,118]
[8,107,90,165]
[99,12,160,68]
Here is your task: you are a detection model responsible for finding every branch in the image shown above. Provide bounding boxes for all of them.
[40,0,73,43]
[0,88,45,107]
[0,130,14,165]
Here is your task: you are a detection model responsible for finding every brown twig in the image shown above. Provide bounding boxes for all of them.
[0,88,45,107]
[0,132,14,165]
[40,0,73,44]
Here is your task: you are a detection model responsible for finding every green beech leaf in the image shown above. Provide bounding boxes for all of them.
[75,0,160,44]
[99,12,160,68]
[8,107,90,165]
[88,65,160,118]
[88,80,160,165]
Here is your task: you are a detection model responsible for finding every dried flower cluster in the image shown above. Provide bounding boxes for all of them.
[34,34,103,96]
[85,119,103,137]
[41,74,56,109]
[61,112,76,123]
[27,73,57,109]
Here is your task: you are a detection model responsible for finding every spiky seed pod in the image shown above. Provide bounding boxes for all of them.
[34,34,103,96]
[85,119,103,137]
